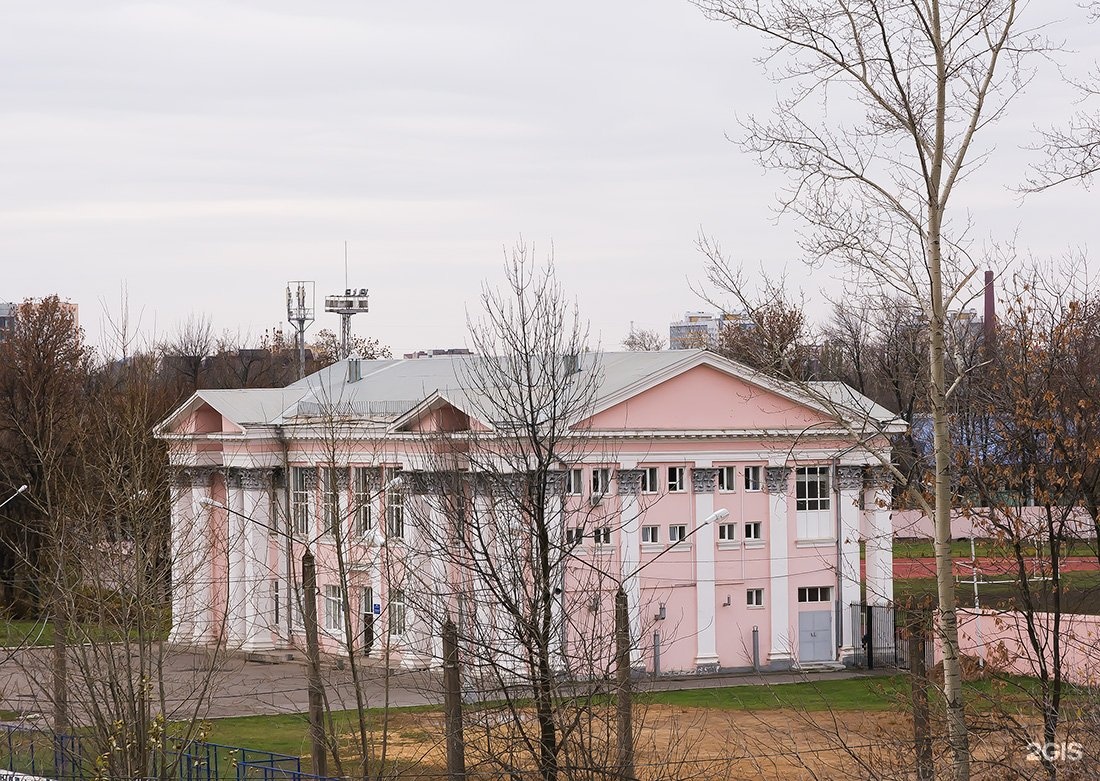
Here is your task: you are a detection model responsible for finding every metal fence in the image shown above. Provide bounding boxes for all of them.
[0,724,341,781]
[849,603,935,671]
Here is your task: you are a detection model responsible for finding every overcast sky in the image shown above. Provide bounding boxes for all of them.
[2,1,1097,358]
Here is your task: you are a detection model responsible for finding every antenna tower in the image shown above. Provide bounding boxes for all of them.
[286,281,316,380]
[325,286,369,360]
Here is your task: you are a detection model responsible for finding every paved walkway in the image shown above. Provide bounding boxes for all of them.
[0,645,886,721]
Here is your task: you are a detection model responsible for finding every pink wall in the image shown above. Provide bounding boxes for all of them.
[938,609,1100,685]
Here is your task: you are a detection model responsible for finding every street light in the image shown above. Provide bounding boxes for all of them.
[0,484,28,511]
[196,474,401,776]
[566,506,729,781]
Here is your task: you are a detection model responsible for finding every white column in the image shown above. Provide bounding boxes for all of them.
[226,469,247,647]
[692,467,719,671]
[241,469,275,651]
[189,469,213,643]
[616,469,643,669]
[168,470,195,644]
[864,468,894,606]
[766,466,793,667]
[836,466,863,658]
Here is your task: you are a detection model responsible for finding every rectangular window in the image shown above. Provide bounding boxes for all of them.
[641,525,660,544]
[321,467,341,536]
[717,523,737,541]
[291,467,312,536]
[353,467,373,535]
[797,586,833,603]
[668,524,687,543]
[389,589,406,636]
[593,527,611,545]
[386,485,405,539]
[591,468,610,495]
[566,527,584,545]
[796,466,831,512]
[744,466,762,492]
[747,588,764,607]
[566,468,583,495]
[667,466,685,492]
[717,466,737,492]
[324,584,344,632]
[744,521,762,541]
[272,579,280,625]
[640,467,659,494]
[362,586,375,654]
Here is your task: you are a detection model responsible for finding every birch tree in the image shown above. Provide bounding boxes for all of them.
[692,2,1042,777]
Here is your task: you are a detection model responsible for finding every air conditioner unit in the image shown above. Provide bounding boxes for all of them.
[590,493,604,507]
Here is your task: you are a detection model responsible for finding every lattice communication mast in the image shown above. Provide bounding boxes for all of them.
[286,280,315,380]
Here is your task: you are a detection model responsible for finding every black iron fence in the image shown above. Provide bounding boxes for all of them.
[849,603,935,671]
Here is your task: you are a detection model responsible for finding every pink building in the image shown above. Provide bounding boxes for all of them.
[155,350,900,673]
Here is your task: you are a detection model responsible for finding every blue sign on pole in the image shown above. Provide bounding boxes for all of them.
[373,603,381,615]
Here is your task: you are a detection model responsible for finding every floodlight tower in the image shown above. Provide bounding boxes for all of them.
[286,281,315,380]
[324,287,369,360]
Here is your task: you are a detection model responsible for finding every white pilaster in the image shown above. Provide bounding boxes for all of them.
[864,468,894,605]
[616,467,643,669]
[168,471,195,644]
[226,470,247,647]
[241,469,275,651]
[837,466,863,657]
[766,466,793,666]
[189,469,213,643]
[692,466,719,671]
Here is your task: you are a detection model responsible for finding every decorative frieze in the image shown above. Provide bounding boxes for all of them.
[764,466,791,494]
[239,468,273,491]
[691,468,718,494]
[867,465,894,491]
[545,470,567,496]
[188,467,217,489]
[836,466,864,492]
[615,469,643,496]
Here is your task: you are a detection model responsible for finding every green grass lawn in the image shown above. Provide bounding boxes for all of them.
[892,538,1098,560]
[0,620,54,647]
[642,675,907,712]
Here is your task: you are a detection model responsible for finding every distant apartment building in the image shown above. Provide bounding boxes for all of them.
[668,311,752,349]
[0,299,79,342]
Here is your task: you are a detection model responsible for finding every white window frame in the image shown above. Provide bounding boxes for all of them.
[291,466,312,536]
[744,521,763,542]
[566,468,583,496]
[324,584,344,632]
[747,588,764,607]
[566,527,585,545]
[717,466,737,492]
[744,466,762,492]
[593,526,611,545]
[640,467,659,494]
[667,466,685,493]
[389,589,406,637]
[717,523,737,541]
[796,466,832,512]
[668,524,687,543]
[386,484,404,539]
[641,525,660,544]
[797,586,833,603]
[353,467,373,535]
[591,468,610,496]
[321,466,341,537]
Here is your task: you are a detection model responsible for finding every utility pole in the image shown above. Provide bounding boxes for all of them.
[443,617,466,781]
[615,587,635,781]
[302,549,328,776]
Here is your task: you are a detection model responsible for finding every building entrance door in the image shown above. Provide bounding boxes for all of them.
[798,610,833,662]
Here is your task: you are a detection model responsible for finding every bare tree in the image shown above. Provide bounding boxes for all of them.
[622,327,666,351]
[691,2,1042,776]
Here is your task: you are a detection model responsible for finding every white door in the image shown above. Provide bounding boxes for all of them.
[798,610,833,662]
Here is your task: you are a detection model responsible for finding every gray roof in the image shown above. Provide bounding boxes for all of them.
[162,349,902,433]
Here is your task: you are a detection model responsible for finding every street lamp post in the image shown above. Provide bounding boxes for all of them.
[0,484,28,511]
[571,507,730,781]
[198,475,400,776]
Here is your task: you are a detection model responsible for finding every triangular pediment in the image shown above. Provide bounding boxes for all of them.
[581,361,837,432]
